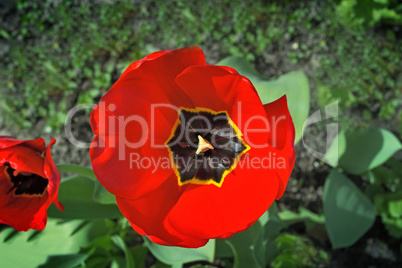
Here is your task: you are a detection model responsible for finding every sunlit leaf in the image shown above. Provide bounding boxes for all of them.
[0,219,107,268]
[323,170,376,248]
[145,238,215,265]
[324,128,402,174]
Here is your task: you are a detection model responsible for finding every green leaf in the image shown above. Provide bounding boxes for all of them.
[217,56,310,144]
[130,245,148,268]
[324,128,402,174]
[111,235,135,268]
[271,233,329,268]
[0,219,106,268]
[279,207,325,231]
[264,203,283,240]
[225,222,263,268]
[374,192,402,238]
[389,199,402,218]
[47,175,121,219]
[215,239,234,259]
[93,179,117,204]
[150,260,171,268]
[144,238,215,265]
[38,254,89,268]
[323,169,376,248]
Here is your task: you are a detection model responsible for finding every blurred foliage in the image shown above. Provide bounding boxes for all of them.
[1,0,134,131]
[366,158,402,238]
[332,0,402,28]
[2,0,401,132]
[271,233,329,268]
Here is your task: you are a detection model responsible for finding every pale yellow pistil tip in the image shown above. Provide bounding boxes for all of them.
[196,135,214,154]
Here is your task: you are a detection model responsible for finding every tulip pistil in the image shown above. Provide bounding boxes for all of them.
[196,135,214,154]
[166,107,250,187]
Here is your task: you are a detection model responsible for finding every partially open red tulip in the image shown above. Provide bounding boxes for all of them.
[90,47,295,247]
[0,137,64,231]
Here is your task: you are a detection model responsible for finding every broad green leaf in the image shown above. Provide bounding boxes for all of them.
[215,239,234,258]
[93,179,117,204]
[0,219,106,268]
[261,204,282,265]
[323,170,376,248]
[264,203,283,240]
[217,56,310,143]
[225,222,263,268]
[38,254,89,268]
[324,128,402,174]
[47,175,121,219]
[111,235,135,268]
[130,245,148,268]
[144,238,215,265]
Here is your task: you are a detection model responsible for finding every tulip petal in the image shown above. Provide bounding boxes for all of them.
[263,95,296,199]
[0,136,45,152]
[116,174,208,248]
[167,146,280,239]
[91,47,207,200]
[0,146,47,178]
[44,139,64,211]
[90,101,175,200]
[0,167,49,231]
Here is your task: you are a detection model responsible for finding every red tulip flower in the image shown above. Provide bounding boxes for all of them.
[0,137,64,231]
[90,47,295,248]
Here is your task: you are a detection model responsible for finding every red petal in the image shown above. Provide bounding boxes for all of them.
[91,47,207,200]
[166,146,280,239]
[165,66,283,238]
[175,65,241,112]
[90,100,175,200]
[43,139,64,211]
[115,174,208,248]
[119,47,204,80]
[175,65,270,150]
[0,136,45,152]
[0,146,46,177]
[0,166,49,231]
[263,95,296,199]
[116,46,205,108]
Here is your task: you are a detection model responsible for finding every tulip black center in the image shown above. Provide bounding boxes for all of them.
[166,107,249,187]
[4,164,48,196]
